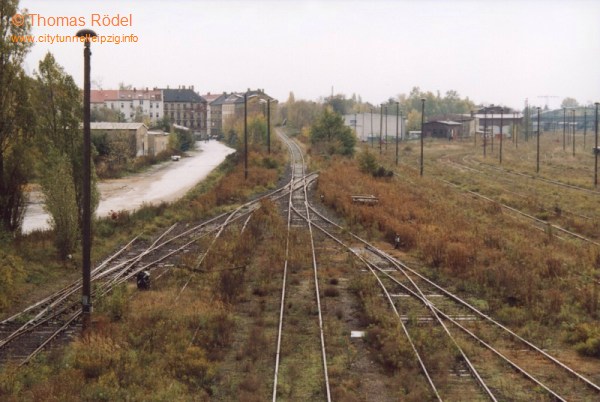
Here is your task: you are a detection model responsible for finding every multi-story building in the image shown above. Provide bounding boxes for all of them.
[202,92,228,136]
[91,89,163,124]
[162,86,207,134]
[221,89,272,129]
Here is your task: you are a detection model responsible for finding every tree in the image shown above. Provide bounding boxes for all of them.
[561,97,579,108]
[41,152,79,258]
[34,52,98,254]
[91,106,124,122]
[0,0,36,233]
[310,108,356,156]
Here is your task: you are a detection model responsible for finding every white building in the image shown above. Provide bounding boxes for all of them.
[344,112,406,142]
[91,89,164,124]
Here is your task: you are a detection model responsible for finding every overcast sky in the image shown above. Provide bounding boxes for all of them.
[17,0,600,110]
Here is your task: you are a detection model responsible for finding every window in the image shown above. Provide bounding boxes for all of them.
[121,103,124,108]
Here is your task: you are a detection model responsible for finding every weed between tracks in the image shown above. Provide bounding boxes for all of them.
[0,143,287,400]
[315,141,600,395]
[3,132,600,399]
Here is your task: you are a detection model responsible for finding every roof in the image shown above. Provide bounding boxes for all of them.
[173,124,190,131]
[91,89,162,103]
[91,90,119,103]
[424,120,462,126]
[91,122,147,130]
[475,113,523,119]
[207,93,229,106]
[223,93,244,105]
[162,88,205,103]
[202,93,222,103]
[147,130,169,136]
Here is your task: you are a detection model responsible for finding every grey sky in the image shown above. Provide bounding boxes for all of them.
[19,0,600,110]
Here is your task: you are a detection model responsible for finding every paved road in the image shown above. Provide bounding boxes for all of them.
[22,140,235,233]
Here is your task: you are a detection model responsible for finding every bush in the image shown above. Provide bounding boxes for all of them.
[0,252,26,311]
[358,151,378,174]
[324,286,340,297]
[97,284,129,321]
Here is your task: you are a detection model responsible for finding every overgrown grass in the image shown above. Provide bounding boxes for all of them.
[318,140,600,366]
[0,141,285,317]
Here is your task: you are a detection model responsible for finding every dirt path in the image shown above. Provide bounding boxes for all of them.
[22,140,234,233]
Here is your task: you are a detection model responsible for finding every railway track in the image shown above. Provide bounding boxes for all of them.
[462,153,600,195]
[272,129,331,401]
[0,213,242,366]
[0,153,314,367]
[434,157,600,245]
[290,201,600,400]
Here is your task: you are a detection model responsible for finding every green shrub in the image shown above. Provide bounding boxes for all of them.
[0,252,26,311]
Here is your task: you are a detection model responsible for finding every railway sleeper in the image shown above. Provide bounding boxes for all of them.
[400,315,477,323]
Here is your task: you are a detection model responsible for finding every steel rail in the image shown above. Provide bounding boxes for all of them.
[309,201,600,393]
[304,207,572,400]
[292,206,442,400]
[276,130,332,401]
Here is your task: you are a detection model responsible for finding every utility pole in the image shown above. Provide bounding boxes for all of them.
[572,109,576,157]
[395,102,400,165]
[384,106,388,151]
[563,107,566,151]
[379,105,383,155]
[420,98,425,176]
[537,107,541,174]
[244,92,248,179]
[499,108,503,164]
[267,99,271,154]
[595,102,599,187]
[483,110,487,158]
[491,112,494,153]
[370,108,374,148]
[584,106,587,149]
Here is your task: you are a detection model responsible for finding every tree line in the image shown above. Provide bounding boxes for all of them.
[278,87,477,135]
[1,0,96,259]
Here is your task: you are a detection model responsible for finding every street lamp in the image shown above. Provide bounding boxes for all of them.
[395,102,400,165]
[537,107,541,174]
[76,28,97,329]
[420,98,425,176]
